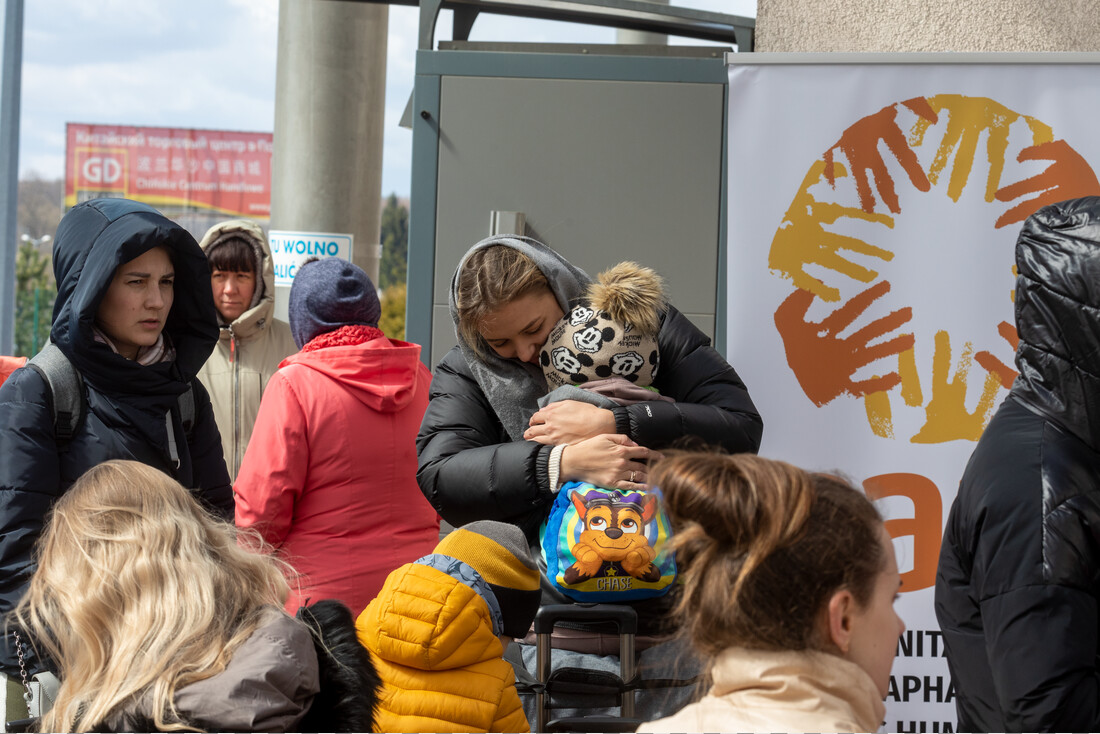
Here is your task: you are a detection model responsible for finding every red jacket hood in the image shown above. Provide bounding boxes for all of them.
[280,337,428,412]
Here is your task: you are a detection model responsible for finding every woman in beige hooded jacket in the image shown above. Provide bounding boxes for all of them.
[197,219,297,480]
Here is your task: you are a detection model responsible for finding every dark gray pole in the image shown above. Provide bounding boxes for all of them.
[616,0,668,44]
[0,0,22,355]
[270,0,388,321]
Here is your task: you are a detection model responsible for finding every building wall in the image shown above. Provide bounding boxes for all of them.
[756,0,1100,51]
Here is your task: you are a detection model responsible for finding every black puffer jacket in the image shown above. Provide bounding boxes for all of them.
[935,196,1100,732]
[417,305,763,540]
[0,199,231,674]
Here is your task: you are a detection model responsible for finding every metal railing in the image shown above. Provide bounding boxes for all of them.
[348,0,754,51]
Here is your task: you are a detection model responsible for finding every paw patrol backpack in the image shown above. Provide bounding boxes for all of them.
[541,481,677,602]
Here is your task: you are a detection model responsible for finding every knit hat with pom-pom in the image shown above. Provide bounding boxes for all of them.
[434,520,542,639]
[540,261,665,389]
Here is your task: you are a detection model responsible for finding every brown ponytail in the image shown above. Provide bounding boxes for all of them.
[653,451,884,662]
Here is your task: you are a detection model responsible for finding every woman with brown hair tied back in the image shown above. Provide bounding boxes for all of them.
[638,452,904,733]
[418,236,763,720]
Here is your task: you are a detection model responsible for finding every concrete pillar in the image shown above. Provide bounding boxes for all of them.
[271,0,388,321]
[0,0,22,355]
[616,0,668,45]
[756,0,1100,51]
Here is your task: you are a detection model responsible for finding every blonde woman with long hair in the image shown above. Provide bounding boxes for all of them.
[10,460,378,733]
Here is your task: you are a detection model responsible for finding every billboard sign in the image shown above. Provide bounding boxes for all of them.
[65,123,273,218]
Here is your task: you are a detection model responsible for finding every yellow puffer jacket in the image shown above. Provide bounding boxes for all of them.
[357,561,530,733]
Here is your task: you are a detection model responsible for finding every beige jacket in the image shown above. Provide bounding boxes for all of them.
[637,647,885,733]
[197,220,298,480]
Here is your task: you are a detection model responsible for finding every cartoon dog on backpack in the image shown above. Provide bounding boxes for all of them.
[562,491,661,584]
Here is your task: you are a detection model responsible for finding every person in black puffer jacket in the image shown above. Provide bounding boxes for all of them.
[936,196,1100,732]
[417,235,763,723]
[418,235,763,546]
[0,199,232,677]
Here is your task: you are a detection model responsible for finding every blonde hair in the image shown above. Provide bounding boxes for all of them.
[652,451,884,664]
[12,460,292,732]
[587,261,666,337]
[454,245,551,357]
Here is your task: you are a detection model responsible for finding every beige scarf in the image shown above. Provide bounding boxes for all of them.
[92,325,176,365]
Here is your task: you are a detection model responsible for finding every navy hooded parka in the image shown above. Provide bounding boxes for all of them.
[0,199,232,674]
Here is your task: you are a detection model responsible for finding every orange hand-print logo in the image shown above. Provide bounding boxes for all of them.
[774,281,913,406]
[771,94,1100,443]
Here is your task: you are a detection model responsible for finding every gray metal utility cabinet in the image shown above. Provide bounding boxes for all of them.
[404,0,753,366]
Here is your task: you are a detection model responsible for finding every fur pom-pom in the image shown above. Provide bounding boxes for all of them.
[588,261,666,336]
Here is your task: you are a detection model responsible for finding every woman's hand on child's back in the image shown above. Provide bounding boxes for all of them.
[524,400,617,445]
[559,434,658,489]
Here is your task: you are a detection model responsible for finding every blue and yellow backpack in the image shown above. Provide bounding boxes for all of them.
[540,480,677,602]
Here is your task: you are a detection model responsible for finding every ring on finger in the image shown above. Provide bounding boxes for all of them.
[630,470,637,483]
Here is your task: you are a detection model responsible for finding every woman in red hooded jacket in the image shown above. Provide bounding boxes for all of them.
[235,257,439,617]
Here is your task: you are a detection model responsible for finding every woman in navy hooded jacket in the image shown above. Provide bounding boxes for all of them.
[0,199,232,676]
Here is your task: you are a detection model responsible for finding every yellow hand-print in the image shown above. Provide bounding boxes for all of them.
[911,95,1052,204]
[770,160,896,302]
[911,330,1003,444]
[864,390,895,439]
[898,345,923,408]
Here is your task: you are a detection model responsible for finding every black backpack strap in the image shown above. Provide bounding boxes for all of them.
[178,379,195,440]
[26,343,84,443]
[23,343,194,447]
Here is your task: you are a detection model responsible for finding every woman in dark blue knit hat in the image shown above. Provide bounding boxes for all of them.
[235,257,440,618]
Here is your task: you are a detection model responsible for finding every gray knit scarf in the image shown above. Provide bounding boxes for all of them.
[448,235,591,441]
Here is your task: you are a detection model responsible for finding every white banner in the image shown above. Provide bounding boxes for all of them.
[727,55,1100,733]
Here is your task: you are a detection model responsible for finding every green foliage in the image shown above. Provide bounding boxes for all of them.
[14,241,55,357]
[379,284,407,341]
[378,194,408,291]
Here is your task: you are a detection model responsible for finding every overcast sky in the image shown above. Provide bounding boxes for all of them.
[18,0,755,199]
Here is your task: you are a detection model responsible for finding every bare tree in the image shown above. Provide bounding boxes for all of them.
[18,176,64,245]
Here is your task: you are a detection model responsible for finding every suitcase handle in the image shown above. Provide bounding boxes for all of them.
[534,604,638,635]
[535,604,639,729]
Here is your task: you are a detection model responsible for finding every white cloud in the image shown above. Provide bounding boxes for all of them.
[18,0,756,197]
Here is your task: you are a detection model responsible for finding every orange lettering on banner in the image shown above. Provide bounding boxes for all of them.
[864,473,942,592]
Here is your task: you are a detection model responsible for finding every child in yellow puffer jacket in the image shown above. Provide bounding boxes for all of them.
[356,520,542,733]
